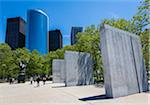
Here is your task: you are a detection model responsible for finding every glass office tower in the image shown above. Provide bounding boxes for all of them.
[27,9,49,54]
[71,27,83,45]
[49,29,63,51]
[5,17,26,50]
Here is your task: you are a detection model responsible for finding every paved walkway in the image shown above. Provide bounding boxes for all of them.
[0,81,149,105]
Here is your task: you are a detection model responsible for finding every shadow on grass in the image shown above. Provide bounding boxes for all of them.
[79,94,111,101]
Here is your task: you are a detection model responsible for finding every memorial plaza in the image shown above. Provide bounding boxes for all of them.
[0,81,149,105]
[0,24,149,105]
[0,1,149,105]
[0,23,149,105]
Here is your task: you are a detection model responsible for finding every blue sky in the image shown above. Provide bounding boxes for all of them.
[0,0,140,46]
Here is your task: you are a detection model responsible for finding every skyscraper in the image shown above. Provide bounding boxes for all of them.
[71,27,83,45]
[5,17,26,49]
[49,29,63,51]
[27,9,49,54]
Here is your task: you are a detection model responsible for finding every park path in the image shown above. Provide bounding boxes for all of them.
[0,81,149,105]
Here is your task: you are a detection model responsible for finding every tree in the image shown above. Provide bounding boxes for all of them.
[26,50,44,77]
[132,0,150,34]
[132,0,150,76]
[0,44,18,79]
[75,25,104,82]
[14,48,31,65]
[102,18,136,33]
[140,29,150,75]
[13,48,31,78]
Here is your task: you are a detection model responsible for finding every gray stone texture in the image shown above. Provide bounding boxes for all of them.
[52,59,65,83]
[64,51,93,86]
[100,24,148,98]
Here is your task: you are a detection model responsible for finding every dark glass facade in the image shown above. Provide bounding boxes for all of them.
[27,9,49,54]
[49,29,63,51]
[71,27,83,45]
[5,17,26,49]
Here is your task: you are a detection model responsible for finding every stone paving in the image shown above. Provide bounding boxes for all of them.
[0,81,149,105]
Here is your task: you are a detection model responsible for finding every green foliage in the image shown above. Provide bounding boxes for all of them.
[13,48,31,76]
[0,45,51,79]
[132,0,150,34]
[75,25,104,82]
[140,29,150,72]
[14,48,30,65]
[0,44,18,78]
[102,18,137,33]
[133,0,150,77]
[26,50,50,77]
[132,0,150,78]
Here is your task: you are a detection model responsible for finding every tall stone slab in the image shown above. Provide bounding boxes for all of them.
[52,59,65,83]
[100,24,148,98]
[65,51,93,86]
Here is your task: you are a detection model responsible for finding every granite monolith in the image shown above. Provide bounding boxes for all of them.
[52,59,65,83]
[64,51,93,86]
[100,24,148,98]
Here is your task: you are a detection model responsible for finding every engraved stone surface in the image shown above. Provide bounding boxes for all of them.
[52,59,65,83]
[100,24,148,98]
[64,51,93,86]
